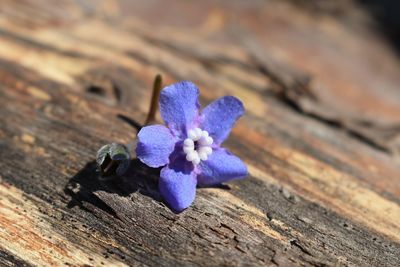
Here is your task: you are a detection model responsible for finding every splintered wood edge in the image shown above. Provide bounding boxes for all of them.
[0,182,127,266]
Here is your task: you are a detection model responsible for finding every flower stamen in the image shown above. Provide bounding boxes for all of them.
[184,128,213,165]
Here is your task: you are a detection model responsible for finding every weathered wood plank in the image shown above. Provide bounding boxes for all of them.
[0,1,399,266]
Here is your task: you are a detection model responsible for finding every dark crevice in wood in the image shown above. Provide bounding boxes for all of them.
[85,81,122,103]
[86,85,106,95]
[255,61,399,155]
[77,65,147,108]
[278,96,391,153]
[0,250,32,267]
[112,82,122,103]
[290,239,313,256]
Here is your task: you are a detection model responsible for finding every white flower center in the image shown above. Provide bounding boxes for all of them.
[183,128,213,165]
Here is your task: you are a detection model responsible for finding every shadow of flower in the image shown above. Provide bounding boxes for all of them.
[64,158,162,217]
[65,113,231,215]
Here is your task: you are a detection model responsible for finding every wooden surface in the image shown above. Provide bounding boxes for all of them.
[0,0,400,266]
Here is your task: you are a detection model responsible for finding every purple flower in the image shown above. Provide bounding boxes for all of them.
[136,81,248,212]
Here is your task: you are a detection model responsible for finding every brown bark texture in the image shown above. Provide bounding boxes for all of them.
[0,0,399,266]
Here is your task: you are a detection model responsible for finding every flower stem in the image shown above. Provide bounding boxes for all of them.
[96,75,163,178]
[145,74,162,125]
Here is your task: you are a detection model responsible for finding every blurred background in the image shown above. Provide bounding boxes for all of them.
[1,0,399,155]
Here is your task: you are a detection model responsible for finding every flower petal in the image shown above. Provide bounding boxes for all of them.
[136,125,176,168]
[200,96,244,145]
[159,81,200,137]
[159,165,197,212]
[197,148,247,186]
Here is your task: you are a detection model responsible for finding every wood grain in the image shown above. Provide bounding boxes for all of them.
[0,0,399,266]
